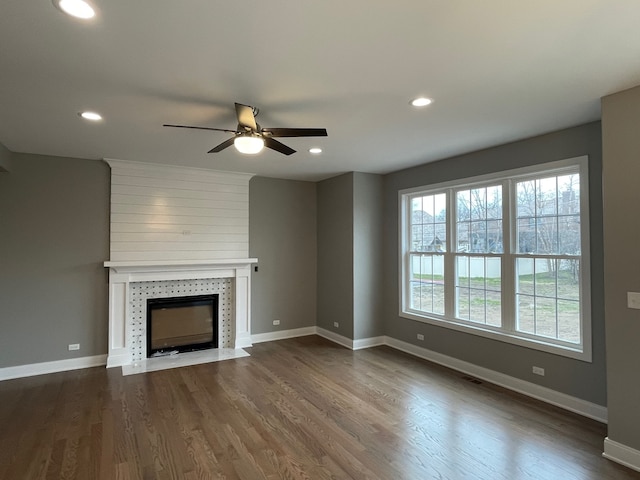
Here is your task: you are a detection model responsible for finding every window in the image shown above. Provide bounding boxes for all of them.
[400,157,591,361]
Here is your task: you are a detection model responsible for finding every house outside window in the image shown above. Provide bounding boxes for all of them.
[399,156,591,361]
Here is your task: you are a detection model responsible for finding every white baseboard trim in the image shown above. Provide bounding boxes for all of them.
[316,328,353,349]
[0,355,107,381]
[251,326,318,344]
[353,335,386,350]
[603,437,640,472]
[234,331,254,349]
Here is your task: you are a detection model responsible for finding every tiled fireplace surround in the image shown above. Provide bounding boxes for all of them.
[104,259,256,368]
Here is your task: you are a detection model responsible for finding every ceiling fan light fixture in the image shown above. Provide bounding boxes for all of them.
[79,111,102,121]
[54,0,95,19]
[309,147,322,154]
[234,134,264,155]
[411,97,433,107]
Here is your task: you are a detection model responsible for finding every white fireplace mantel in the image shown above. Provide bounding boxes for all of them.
[105,258,257,368]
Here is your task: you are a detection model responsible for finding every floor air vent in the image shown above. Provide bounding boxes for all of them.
[462,376,483,384]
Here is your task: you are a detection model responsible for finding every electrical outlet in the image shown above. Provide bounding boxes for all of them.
[68,343,80,351]
[333,322,339,328]
[273,320,280,326]
[417,333,425,341]
[628,292,640,309]
[532,366,545,376]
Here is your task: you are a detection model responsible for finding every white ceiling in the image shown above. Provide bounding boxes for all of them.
[1,1,640,181]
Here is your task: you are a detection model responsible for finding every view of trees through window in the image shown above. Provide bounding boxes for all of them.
[406,167,584,349]
[515,174,581,343]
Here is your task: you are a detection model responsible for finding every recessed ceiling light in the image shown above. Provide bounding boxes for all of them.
[79,111,102,121]
[309,147,322,154]
[411,97,433,107]
[54,0,95,19]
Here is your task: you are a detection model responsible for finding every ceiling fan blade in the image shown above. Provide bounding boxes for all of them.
[261,128,328,137]
[163,124,236,133]
[208,137,236,153]
[264,137,296,155]
[235,103,257,131]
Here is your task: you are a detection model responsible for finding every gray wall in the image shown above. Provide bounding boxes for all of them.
[382,122,606,405]
[0,153,110,367]
[249,176,317,334]
[0,142,11,172]
[317,173,354,338]
[353,172,384,340]
[602,86,640,450]
[0,161,319,369]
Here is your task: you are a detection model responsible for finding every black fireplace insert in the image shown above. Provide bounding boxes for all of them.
[146,294,218,357]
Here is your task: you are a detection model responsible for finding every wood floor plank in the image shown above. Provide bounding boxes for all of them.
[1,336,639,479]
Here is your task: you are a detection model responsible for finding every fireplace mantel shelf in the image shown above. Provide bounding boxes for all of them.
[104,258,258,273]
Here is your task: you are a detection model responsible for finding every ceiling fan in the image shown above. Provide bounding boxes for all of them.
[163,103,328,155]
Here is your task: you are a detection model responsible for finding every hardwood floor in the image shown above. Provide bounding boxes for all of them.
[0,335,637,480]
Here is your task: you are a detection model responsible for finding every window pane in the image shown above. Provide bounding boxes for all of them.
[486,291,502,327]
[457,222,470,252]
[558,215,581,254]
[536,177,557,215]
[487,220,503,253]
[457,186,502,254]
[517,180,536,217]
[409,254,444,315]
[517,294,535,334]
[423,224,435,251]
[535,296,557,338]
[457,287,470,320]
[471,221,487,252]
[515,256,581,343]
[536,217,558,254]
[558,174,580,214]
[457,190,470,221]
[558,260,580,301]
[456,256,501,326]
[471,188,486,220]
[516,258,534,295]
[469,289,486,323]
[487,186,502,219]
[517,173,581,255]
[411,193,447,252]
[558,300,580,344]
[486,257,501,292]
[535,258,556,297]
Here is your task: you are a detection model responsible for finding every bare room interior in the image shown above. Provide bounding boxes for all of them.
[2,2,640,479]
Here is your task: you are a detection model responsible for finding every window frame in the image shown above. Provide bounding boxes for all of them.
[399,156,592,362]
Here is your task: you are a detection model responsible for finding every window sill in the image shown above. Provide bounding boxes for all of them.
[400,309,591,362]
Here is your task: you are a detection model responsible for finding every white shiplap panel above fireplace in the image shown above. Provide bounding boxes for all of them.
[105,159,254,262]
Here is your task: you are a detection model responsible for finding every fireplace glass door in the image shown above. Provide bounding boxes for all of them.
[146,294,218,356]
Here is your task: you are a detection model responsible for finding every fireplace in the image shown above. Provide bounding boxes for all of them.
[104,260,256,367]
[147,294,219,357]
[103,160,257,368]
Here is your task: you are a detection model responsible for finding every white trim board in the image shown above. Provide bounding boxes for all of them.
[251,327,318,344]
[0,355,107,381]
[603,438,640,473]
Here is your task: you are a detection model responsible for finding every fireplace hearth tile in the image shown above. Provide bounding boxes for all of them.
[121,348,250,376]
